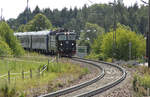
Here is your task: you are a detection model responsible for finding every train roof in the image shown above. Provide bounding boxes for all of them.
[14,30,76,36]
[14,30,51,36]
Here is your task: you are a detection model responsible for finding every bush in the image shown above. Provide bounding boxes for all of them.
[101,24,145,61]
[139,74,150,89]
[78,22,104,53]
[0,37,12,56]
[1,84,16,97]
[106,58,113,63]
[0,22,24,56]
[133,73,150,96]
[26,13,52,31]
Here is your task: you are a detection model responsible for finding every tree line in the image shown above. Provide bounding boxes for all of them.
[7,2,148,35]
[2,1,147,60]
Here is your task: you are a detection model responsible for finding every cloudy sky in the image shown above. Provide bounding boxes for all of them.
[0,0,148,20]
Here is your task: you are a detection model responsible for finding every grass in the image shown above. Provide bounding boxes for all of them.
[0,52,89,96]
[133,66,150,96]
[0,58,44,75]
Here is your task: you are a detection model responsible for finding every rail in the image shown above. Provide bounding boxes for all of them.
[39,57,126,97]
[75,58,126,97]
[39,57,105,97]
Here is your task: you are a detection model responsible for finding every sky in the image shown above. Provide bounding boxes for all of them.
[0,0,148,20]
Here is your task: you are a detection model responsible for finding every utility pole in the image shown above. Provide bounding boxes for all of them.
[148,0,150,68]
[26,0,29,24]
[129,42,132,60]
[110,0,117,60]
[114,0,117,45]
[141,0,150,67]
[0,8,3,21]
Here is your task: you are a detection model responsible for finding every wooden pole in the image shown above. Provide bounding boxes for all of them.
[38,68,40,78]
[47,59,49,71]
[8,71,10,84]
[56,55,58,64]
[148,0,150,67]
[147,88,149,96]
[22,70,24,80]
[129,42,132,60]
[30,69,32,79]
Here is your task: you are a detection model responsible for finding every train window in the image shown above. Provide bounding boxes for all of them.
[68,35,76,40]
[58,35,67,40]
[51,36,56,41]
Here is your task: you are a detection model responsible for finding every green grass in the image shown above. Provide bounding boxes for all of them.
[133,67,150,96]
[0,53,89,96]
[0,57,46,75]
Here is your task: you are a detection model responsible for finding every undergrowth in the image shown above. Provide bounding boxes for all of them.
[133,67,150,97]
[0,54,89,96]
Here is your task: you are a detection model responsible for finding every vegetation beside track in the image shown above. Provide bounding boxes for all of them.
[132,66,150,97]
[0,53,89,97]
[0,22,24,57]
[86,24,145,61]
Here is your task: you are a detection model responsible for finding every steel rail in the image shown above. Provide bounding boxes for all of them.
[39,57,105,97]
[39,57,126,97]
[74,58,126,97]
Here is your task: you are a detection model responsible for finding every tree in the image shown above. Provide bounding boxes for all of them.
[87,4,113,32]
[78,22,105,53]
[27,13,52,31]
[43,8,53,24]
[0,36,12,56]
[6,3,149,36]
[60,7,69,26]
[79,22,104,44]
[7,18,19,31]
[32,6,41,17]
[101,24,145,60]
[17,24,27,32]
[52,9,61,27]
[91,35,103,54]
[0,22,24,56]
[17,8,32,24]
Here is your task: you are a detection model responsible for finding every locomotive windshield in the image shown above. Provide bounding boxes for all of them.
[68,35,76,40]
[58,34,76,41]
[58,35,67,40]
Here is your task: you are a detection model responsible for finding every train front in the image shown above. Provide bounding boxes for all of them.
[56,32,76,57]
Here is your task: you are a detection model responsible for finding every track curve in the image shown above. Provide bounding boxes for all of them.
[39,57,126,97]
[73,58,126,97]
[39,57,105,97]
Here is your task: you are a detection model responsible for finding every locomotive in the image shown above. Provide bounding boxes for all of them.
[14,29,76,56]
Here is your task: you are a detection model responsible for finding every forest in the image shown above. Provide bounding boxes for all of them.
[7,2,148,36]
[1,1,147,60]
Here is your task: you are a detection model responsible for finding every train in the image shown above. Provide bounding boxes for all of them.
[14,29,76,57]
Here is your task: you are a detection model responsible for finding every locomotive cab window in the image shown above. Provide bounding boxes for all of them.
[68,35,76,40]
[58,35,67,40]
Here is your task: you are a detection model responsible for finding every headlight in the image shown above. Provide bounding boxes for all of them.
[60,43,63,46]
[72,43,74,45]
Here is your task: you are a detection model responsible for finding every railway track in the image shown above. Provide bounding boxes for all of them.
[39,57,126,97]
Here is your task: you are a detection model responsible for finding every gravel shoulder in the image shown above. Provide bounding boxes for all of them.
[61,61,122,97]
[94,64,135,97]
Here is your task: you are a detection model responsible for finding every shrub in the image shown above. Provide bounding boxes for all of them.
[0,22,24,56]
[139,74,150,89]
[101,24,145,61]
[133,73,150,96]
[1,84,16,97]
[0,37,12,56]
[26,13,52,31]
